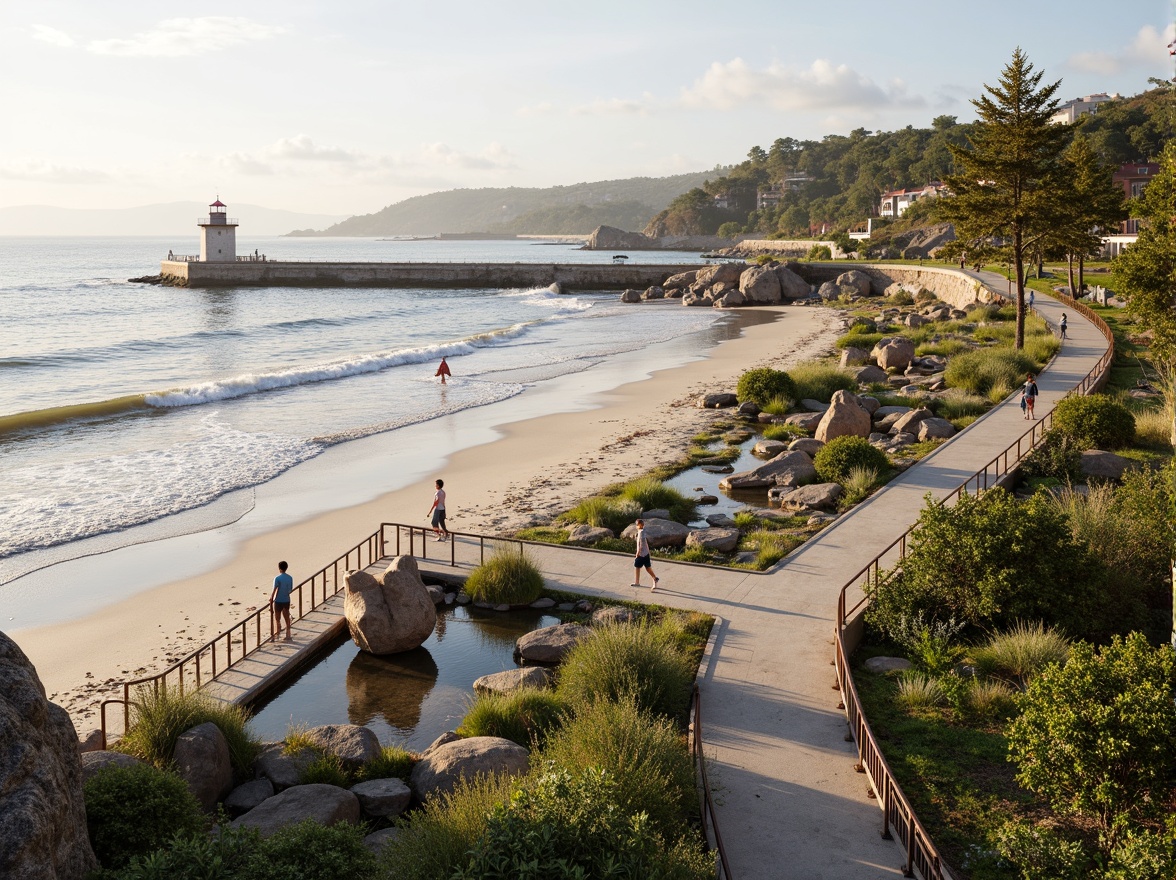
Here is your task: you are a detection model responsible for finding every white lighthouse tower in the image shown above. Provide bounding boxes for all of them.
[198,198,237,262]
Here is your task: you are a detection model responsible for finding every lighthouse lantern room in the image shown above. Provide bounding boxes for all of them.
[198,198,238,262]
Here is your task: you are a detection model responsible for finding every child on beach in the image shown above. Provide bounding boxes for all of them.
[427,479,449,541]
[435,357,452,385]
[631,519,660,592]
[270,561,293,642]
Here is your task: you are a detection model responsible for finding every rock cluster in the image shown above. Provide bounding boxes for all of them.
[626,259,815,309]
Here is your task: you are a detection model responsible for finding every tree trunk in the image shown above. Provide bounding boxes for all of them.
[1013,231,1025,349]
[1067,253,1076,298]
[1078,255,1086,296]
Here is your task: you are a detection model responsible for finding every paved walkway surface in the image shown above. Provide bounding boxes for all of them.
[208,276,1109,879]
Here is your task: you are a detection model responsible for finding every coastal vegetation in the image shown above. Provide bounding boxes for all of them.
[462,546,545,605]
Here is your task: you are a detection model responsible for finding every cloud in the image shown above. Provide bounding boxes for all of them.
[419,142,516,170]
[570,96,653,116]
[31,25,75,48]
[0,161,110,184]
[87,17,284,57]
[268,135,361,163]
[1066,23,1176,75]
[679,57,925,112]
[516,101,556,117]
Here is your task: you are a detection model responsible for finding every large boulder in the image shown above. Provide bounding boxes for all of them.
[620,518,691,548]
[788,437,825,456]
[619,289,642,303]
[254,743,317,790]
[775,266,812,299]
[173,722,234,811]
[516,623,591,663]
[782,411,824,431]
[80,750,144,783]
[1080,450,1138,481]
[585,225,652,250]
[662,269,698,290]
[0,633,97,880]
[565,523,613,545]
[696,263,744,287]
[738,265,782,304]
[713,289,746,308]
[775,483,843,511]
[224,778,274,817]
[917,418,957,441]
[697,392,738,409]
[890,407,934,436]
[871,337,916,372]
[303,724,382,767]
[685,528,741,553]
[410,737,530,802]
[350,778,412,818]
[839,346,869,367]
[815,390,872,443]
[836,270,873,296]
[850,364,889,385]
[719,450,817,490]
[473,667,554,696]
[344,556,437,655]
[230,784,360,838]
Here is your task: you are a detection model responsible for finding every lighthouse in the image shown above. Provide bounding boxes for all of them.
[198,198,237,262]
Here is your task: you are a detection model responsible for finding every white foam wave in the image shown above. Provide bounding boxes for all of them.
[503,283,596,312]
[145,322,539,408]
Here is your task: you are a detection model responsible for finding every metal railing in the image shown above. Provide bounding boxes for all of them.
[691,683,732,879]
[833,291,1115,879]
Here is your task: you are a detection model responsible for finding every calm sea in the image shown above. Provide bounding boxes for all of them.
[0,236,715,585]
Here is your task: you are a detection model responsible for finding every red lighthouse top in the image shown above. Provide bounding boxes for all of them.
[210,198,226,209]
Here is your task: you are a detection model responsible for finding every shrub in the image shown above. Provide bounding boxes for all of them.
[934,391,989,421]
[117,686,259,776]
[916,338,972,358]
[456,765,712,880]
[1019,431,1082,481]
[382,773,516,880]
[563,495,641,533]
[558,623,694,722]
[759,394,792,415]
[840,465,878,506]
[357,745,415,782]
[995,820,1089,880]
[943,348,1037,399]
[464,546,545,605]
[966,679,1016,719]
[1050,394,1136,450]
[619,476,696,523]
[301,753,351,787]
[807,244,832,260]
[762,423,804,442]
[541,698,697,839]
[813,435,889,484]
[458,688,567,748]
[248,820,377,880]
[889,290,915,306]
[84,763,205,868]
[788,361,857,403]
[894,672,945,710]
[1103,825,1176,880]
[971,622,1070,689]
[736,368,797,407]
[1133,405,1175,449]
[103,824,259,880]
[1008,634,1176,841]
[889,614,965,675]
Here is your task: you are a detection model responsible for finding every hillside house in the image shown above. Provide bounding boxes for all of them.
[1049,93,1118,125]
[879,183,946,218]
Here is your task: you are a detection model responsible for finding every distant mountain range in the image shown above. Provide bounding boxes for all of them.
[0,202,350,236]
[295,171,726,237]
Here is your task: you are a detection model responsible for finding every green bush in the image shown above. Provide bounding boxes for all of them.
[1050,393,1136,450]
[1019,431,1082,482]
[759,394,792,415]
[458,687,567,748]
[464,546,545,605]
[301,753,351,787]
[541,698,697,840]
[248,820,377,880]
[943,347,1038,399]
[356,745,415,782]
[813,435,889,484]
[618,476,696,523]
[995,820,1089,880]
[807,244,832,260]
[382,773,516,880]
[1008,634,1176,842]
[455,766,712,880]
[101,824,259,880]
[788,361,857,403]
[117,687,259,776]
[736,368,797,407]
[558,623,694,722]
[84,763,205,868]
[970,622,1070,689]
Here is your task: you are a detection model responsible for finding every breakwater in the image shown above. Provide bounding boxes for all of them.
[157,260,705,290]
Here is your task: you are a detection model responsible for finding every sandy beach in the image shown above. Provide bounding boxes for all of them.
[11,303,842,732]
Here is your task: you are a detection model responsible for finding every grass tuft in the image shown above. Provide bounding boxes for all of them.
[788,361,858,403]
[457,688,567,749]
[357,745,415,782]
[464,546,545,605]
[894,672,945,709]
[970,621,1070,688]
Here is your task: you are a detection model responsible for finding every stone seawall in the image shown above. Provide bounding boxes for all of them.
[159,261,704,291]
[793,263,1006,310]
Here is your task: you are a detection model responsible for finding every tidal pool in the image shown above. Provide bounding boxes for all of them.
[248,604,560,751]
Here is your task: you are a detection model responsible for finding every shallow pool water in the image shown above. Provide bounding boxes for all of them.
[665,435,773,524]
[248,604,560,750]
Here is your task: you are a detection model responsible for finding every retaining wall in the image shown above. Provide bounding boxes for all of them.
[794,263,1006,310]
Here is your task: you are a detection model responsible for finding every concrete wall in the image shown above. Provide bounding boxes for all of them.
[729,239,844,259]
[159,261,705,291]
[793,263,1006,310]
[200,225,236,262]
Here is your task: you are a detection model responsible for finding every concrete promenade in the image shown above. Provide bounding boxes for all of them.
[204,274,1108,877]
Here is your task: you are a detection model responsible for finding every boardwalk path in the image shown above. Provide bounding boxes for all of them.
[210,276,1108,878]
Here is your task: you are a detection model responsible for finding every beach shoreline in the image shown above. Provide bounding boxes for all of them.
[11,303,843,732]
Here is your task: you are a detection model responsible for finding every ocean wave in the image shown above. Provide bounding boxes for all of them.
[0,394,151,438]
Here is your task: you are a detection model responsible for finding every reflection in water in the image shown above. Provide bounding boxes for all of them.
[249,604,560,751]
[346,647,439,729]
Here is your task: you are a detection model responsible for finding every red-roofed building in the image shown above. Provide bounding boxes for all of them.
[879,184,946,218]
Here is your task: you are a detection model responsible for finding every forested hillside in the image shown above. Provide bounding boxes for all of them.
[296,171,725,236]
[646,86,1175,238]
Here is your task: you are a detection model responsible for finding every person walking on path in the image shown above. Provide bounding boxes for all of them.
[435,357,452,385]
[631,519,660,592]
[1022,374,1039,420]
[270,560,294,642]
[1028,290,1034,310]
[427,479,449,541]
[1059,313,1067,341]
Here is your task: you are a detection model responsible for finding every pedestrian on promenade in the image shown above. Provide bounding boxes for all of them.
[1059,313,1067,341]
[435,357,452,385]
[1022,374,1039,420]
[1028,290,1034,310]
[428,478,449,542]
[270,560,294,642]
[631,519,660,592]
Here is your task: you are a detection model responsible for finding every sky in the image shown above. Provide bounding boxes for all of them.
[2,1,1173,216]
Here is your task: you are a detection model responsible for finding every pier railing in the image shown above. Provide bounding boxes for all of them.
[833,292,1113,879]
[691,683,732,879]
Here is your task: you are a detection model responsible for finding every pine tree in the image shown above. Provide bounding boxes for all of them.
[940,49,1072,348]
[1051,135,1125,296]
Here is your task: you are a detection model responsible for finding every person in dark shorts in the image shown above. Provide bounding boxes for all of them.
[1022,374,1039,420]
[428,479,449,541]
[631,519,660,591]
[270,560,294,642]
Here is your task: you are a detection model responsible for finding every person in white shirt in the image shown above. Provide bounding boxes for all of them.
[631,519,660,591]
[427,479,449,541]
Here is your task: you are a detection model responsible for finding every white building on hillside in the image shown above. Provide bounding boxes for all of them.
[1050,93,1119,125]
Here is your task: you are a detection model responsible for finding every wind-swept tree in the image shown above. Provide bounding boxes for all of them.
[940,49,1072,347]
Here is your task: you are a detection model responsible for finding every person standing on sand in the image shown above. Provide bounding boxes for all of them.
[270,560,294,642]
[631,519,660,592]
[435,357,452,385]
[428,479,449,541]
